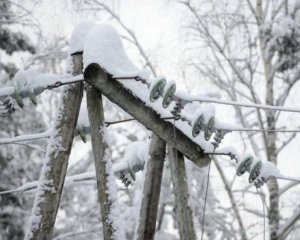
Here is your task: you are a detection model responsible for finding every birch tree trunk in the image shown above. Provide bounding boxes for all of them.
[86,83,121,240]
[168,146,196,240]
[136,135,166,240]
[257,1,279,239]
[25,54,84,239]
[265,63,279,240]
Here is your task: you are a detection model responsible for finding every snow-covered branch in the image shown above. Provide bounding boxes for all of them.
[278,208,300,239]
[279,181,300,196]
[0,129,51,144]
[0,149,148,196]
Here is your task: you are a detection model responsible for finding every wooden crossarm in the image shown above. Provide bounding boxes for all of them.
[84,63,210,167]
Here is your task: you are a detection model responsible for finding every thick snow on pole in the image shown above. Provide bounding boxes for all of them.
[86,84,124,240]
[136,135,166,240]
[25,54,84,240]
[168,147,196,240]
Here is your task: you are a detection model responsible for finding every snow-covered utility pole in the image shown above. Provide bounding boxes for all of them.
[86,79,123,239]
[136,135,166,240]
[168,147,196,240]
[25,53,84,240]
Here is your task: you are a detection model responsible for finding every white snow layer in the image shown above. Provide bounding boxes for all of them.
[259,161,281,179]
[69,21,97,54]
[77,94,89,128]
[123,141,149,171]
[82,23,150,78]
[259,161,300,182]
[13,67,41,89]
[6,67,83,98]
[99,124,125,239]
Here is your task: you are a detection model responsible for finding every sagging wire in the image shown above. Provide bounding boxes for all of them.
[104,116,175,127]
[104,117,300,134]
[256,187,266,240]
[0,75,85,115]
[200,159,212,240]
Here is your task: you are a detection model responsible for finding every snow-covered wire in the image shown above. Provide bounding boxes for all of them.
[256,187,266,240]
[219,127,300,133]
[111,75,300,114]
[0,74,84,100]
[0,129,52,144]
[191,96,300,113]
[201,161,212,240]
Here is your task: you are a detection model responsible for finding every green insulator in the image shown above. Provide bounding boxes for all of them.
[204,116,215,141]
[162,83,176,108]
[14,86,24,108]
[149,78,166,102]
[28,90,37,105]
[249,161,262,183]
[192,114,204,138]
[237,156,253,176]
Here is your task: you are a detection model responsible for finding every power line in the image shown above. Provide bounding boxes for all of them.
[191,96,300,113]
[219,127,300,133]
[0,74,84,102]
[201,161,212,240]
[2,74,300,116]
[2,117,300,145]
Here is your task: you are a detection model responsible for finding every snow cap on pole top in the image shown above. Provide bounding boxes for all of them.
[82,22,150,79]
[69,21,97,55]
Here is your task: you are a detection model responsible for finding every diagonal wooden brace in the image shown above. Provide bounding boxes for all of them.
[84,63,210,168]
[136,135,166,240]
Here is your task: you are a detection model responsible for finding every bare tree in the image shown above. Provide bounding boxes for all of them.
[178,0,300,239]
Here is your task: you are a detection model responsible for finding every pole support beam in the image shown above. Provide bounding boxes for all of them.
[136,135,166,240]
[84,63,210,168]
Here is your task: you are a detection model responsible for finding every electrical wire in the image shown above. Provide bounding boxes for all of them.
[256,187,266,240]
[220,127,300,133]
[201,161,212,240]
[111,75,300,114]
[192,96,300,113]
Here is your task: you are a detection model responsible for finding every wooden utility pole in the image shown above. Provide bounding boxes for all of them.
[168,147,196,240]
[86,80,119,239]
[25,53,84,240]
[136,135,166,240]
[84,63,210,167]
